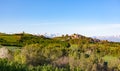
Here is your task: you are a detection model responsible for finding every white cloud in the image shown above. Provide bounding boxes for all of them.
[54,24,120,36]
[0,22,120,37]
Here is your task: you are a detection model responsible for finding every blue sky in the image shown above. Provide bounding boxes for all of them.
[0,0,120,36]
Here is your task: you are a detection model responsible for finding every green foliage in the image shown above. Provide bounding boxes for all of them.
[21,44,47,66]
[0,59,74,71]
[0,33,120,71]
[0,59,28,71]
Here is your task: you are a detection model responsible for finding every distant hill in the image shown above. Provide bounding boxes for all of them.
[0,32,102,47]
[0,32,47,47]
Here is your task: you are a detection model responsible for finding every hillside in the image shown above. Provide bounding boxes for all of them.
[0,33,120,71]
[0,33,101,47]
[0,32,47,47]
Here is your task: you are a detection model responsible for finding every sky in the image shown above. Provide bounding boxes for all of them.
[0,0,120,36]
